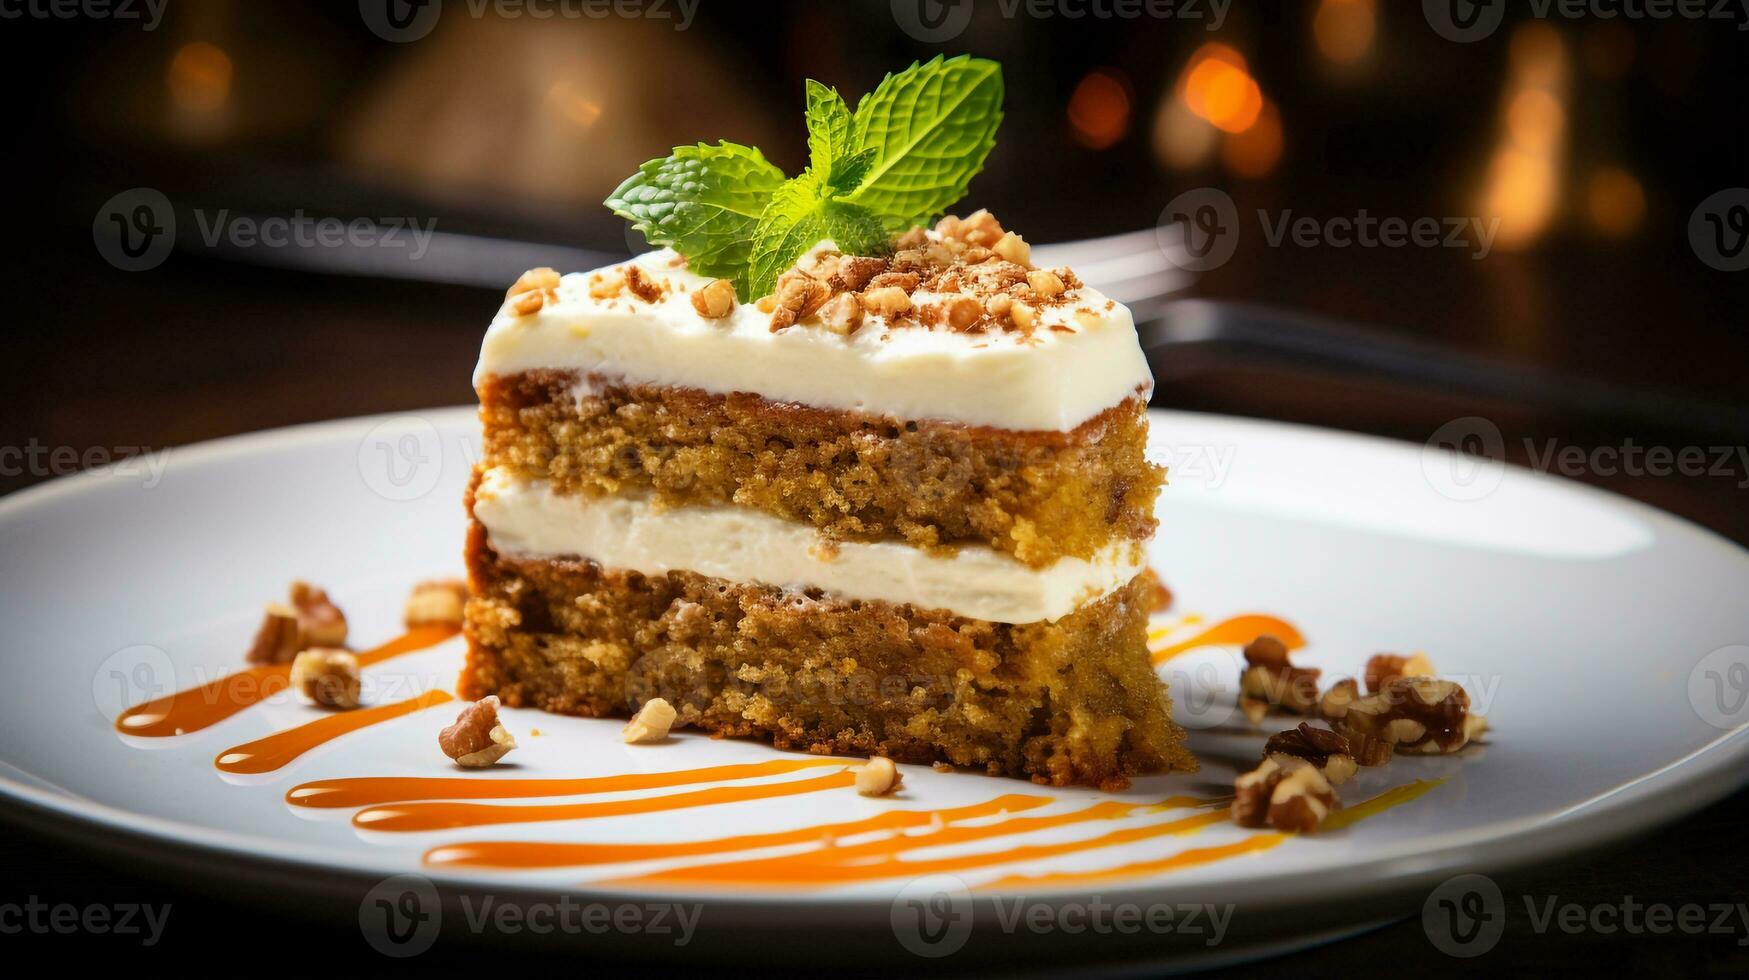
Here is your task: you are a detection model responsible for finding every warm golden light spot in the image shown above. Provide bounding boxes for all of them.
[1152,95,1218,170]
[545,79,603,129]
[1184,57,1262,134]
[1587,166,1645,239]
[1509,22,1565,87]
[167,41,233,114]
[1067,69,1131,150]
[1313,0,1376,65]
[1222,99,1282,177]
[1506,88,1564,154]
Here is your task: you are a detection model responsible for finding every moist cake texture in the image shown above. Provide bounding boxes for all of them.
[462,209,1193,787]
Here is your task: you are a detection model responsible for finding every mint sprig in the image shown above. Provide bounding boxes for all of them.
[604,55,1003,300]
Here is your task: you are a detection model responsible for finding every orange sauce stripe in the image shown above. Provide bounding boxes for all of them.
[288,758,848,809]
[1151,614,1305,665]
[425,794,1054,869]
[354,770,859,832]
[980,778,1449,889]
[115,626,457,737]
[215,688,456,774]
[612,800,1228,887]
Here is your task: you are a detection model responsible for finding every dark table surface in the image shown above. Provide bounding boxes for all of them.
[4,198,1747,976]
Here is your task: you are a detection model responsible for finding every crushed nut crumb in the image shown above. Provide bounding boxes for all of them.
[506,267,560,298]
[1239,634,1321,722]
[1364,652,1437,693]
[1264,722,1358,784]
[855,756,904,796]
[691,278,737,319]
[1338,676,1486,755]
[1233,756,1339,833]
[624,265,664,303]
[622,697,678,744]
[290,581,348,648]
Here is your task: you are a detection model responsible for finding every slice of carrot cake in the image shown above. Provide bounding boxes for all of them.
[459,56,1192,787]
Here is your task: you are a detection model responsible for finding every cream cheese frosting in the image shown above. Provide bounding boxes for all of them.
[472,467,1145,624]
[474,248,1153,432]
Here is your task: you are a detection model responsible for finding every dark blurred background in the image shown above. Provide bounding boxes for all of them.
[2,0,1748,971]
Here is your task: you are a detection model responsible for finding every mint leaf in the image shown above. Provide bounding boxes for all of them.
[805,80,853,175]
[603,141,784,283]
[847,55,1003,230]
[746,172,887,298]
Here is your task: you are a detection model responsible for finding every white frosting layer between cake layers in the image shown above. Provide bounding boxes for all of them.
[472,467,1145,625]
[474,248,1153,432]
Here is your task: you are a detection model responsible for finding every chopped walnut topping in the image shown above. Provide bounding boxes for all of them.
[624,265,664,303]
[820,291,864,336]
[691,278,736,319]
[404,579,467,629]
[769,270,831,331]
[942,295,982,331]
[1026,269,1066,298]
[1364,652,1437,693]
[589,271,625,300]
[506,267,560,298]
[866,271,921,294]
[1320,677,1359,720]
[1264,723,1358,785]
[1338,676,1485,755]
[1008,299,1038,332]
[1238,634,1321,722]
[439,696,517,768]
[1233,756,1339,832]
[938,208,1004,248]
[861,285,913,318]
[290,581,349,648]
[992,232,1031,267]
[512,289,549,316]
[290,648,361,710]
[622,697,678,744]
[894,227,929,250]
[246,602,303,665]
[855,756,904,797]
[830,256,886,293]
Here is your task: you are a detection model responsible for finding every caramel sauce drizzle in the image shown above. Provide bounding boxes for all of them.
[611,798,1229,887]
[215,689,456,775]
[426,793,1053,869]
[353,769,859,832]
[1151,614,1306,665]
[288,758,847,810]
[115,625,457,737]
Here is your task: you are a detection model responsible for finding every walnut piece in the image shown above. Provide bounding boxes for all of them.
[769,270,831,331]
[1364,652,1436,693]
[1026,268,1066,298]
[1238,634,1321,722]
[622,697,677,744]
[506,267,560,298]
[1338,676,1485,755]
[690,278,736,319]
[624,265,664,303]
[992,231,1031,267]
[1263,723,1358,785]
[1233,756,1339,832]
[1319,677,1359,720]
[861,285,913,317]
[439,696,517,768]
[290,581,349,648]
[820,292,864,336]
[855,756,904,797]
[290,648,361,710]
[246,602,303,665]
[404,579,467,629]
[830,256,886,293]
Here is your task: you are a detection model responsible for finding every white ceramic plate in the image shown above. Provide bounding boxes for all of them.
[3,408,1747,966]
